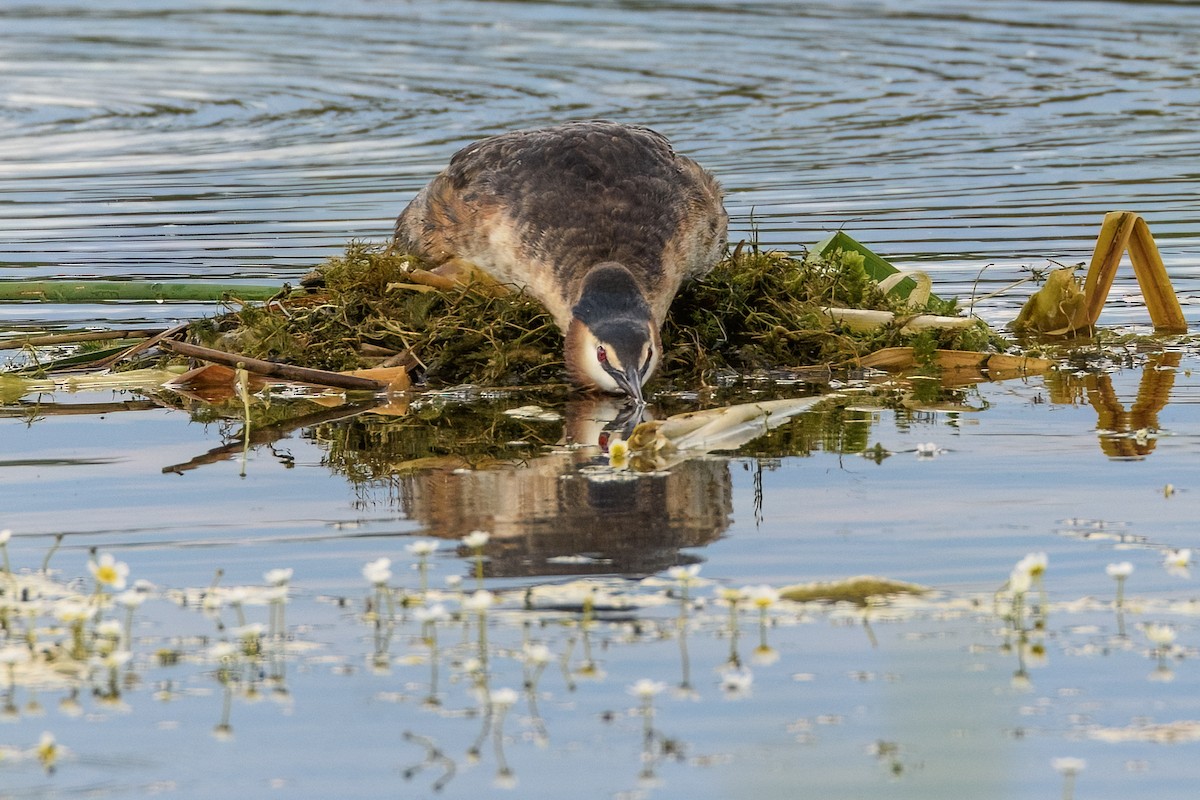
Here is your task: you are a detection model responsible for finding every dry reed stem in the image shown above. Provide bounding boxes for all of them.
[160,339,386,392]
[1080,211,1186,333]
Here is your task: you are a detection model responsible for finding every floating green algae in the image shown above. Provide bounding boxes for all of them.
[779,575,930,606]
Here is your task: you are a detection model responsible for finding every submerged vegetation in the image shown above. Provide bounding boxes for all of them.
[187,240,1004,390]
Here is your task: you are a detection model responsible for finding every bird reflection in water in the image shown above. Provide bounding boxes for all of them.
[392,395,729,577]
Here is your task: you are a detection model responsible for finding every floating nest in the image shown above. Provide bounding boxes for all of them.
[187,241,1001,389]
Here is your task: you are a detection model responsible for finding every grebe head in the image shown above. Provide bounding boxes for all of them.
[565,263,661,403]
[566,317,659,403]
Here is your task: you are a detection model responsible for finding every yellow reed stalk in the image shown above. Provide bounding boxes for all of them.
[1080,211,1186,333]
[1127,216,1187,332]
[1080,210,1138,327]
[1016,211,1187,335]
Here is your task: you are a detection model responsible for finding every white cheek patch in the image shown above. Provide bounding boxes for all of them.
[582,357,620,392]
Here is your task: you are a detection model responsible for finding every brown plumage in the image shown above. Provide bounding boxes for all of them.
[394,120,727,401]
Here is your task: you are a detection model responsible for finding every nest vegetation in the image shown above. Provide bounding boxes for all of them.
[188,241,998,388]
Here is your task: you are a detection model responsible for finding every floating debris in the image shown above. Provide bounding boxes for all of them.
[502,405,563,422]
[627,396,830,466]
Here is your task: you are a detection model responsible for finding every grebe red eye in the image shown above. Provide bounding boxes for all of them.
[596,345,607,364]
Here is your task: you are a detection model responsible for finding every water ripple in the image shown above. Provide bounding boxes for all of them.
[0,0,1197,328]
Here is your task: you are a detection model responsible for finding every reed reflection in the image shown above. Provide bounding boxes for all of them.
[1046,351,1180,459]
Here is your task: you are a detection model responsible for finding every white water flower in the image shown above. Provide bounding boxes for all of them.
[209,642,238,661]
[666,564,701,584]
[88,553,130,591]
[1008,568,1032,596]
[406,540,440,557]
[742,584,780,609]
[263,568,293,586]
[262,585,288,603]
[96,619,122,639]
[1014,552,1047,579]
[1164,548,1192,575]
[608,438,630,468]
[1051,757,1086,774]
[1145,623,1177,647]
[223,587,249,606]
[628,679,667,699]
[463,530,491,549]
[490,687,519,709]
[0,646,30,666]
[720,669,754,697]
[53,599,91,624]
[232,623,265,640]
[0,529,11,545]
[463,590,495,612]
[93,650,131,670]
[752,646,781,666]
[413,604,449,624]
[915,442,939,457]
[445,574,463,590]
[523,643,552,666]
[115,590,146,609]
[715,586,742,604]
[362,557,392,587]
[36,732,57,772]
[1106,562,1134,578]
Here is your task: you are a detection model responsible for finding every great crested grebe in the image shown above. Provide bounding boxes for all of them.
[394,120,728,402]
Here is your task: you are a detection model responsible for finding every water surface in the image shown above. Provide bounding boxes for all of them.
[2,1,1200,798]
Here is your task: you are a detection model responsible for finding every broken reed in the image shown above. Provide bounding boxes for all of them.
[185,242,997,388]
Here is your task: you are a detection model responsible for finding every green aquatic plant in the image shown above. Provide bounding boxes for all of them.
[779,575,929,606]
